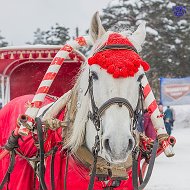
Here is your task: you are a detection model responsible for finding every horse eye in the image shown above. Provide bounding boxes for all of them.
[91,71,99,80]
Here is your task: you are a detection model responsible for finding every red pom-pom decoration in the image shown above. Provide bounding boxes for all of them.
[88,33,150,78]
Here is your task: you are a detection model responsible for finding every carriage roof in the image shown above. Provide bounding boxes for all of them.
[0,45,86,107]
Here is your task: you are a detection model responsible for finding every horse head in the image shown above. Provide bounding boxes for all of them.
[0,12,176,190]
[66,12,149,165]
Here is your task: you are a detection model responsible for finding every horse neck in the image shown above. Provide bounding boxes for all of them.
[64,64,90,152]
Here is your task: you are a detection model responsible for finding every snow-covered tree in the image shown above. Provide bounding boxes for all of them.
[101,0,190,78]
[33,28,46,45]
[101,0,190,98]
[0,31,8,47]
[45,23,70,45]
[32,24,70,45]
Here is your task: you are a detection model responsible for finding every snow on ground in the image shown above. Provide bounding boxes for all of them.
[146,105,190,190]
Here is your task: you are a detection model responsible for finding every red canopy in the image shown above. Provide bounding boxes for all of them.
[0,45,85,105]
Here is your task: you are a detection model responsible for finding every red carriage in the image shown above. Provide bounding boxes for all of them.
[0,45,88,190]
[0,45,85,107]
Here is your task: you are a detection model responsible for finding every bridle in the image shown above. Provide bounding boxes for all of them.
[87,74,138,190]
[87,73,136,132]
[87,44,139,132]
[85,44,142,190]
[85,44,158,190]
[87,43,141,134]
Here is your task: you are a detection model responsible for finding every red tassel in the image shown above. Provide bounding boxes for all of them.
[141,61,150,71]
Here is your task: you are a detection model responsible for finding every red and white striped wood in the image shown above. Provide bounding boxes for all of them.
[141,75,167,135]
[18,36,93,136]
[141,74,175,157]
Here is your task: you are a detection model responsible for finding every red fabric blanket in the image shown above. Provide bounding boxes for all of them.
[0,95,133,190]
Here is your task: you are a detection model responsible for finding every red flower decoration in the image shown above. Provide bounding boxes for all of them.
[88,33,150,78]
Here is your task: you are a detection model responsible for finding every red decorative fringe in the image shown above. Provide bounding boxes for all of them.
[88,33,150,78]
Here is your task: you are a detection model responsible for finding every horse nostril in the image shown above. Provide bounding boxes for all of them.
[104,139,112,154]
[127,138,134,151]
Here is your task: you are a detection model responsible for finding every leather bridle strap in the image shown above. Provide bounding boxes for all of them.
[87,75,101,131]
[98,97,135,119]
[87,73,136,190]
[87,75,135,131]
[0,151,15,189]
[35,117,47,190]
[88,145,99,190]
[94,44,138,54]
[132,139,159,190]
[50,146,58,190]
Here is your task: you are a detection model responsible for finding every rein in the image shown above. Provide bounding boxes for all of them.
[0,151,15,189]
[35,117,47,190]
[132,139,159,190]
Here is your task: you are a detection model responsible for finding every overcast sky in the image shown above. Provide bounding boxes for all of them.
[0,0,111,45]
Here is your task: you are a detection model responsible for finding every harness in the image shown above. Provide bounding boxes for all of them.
[0,44,159,190]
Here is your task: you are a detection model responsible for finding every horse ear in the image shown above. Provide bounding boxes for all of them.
[89,12,106,42]
[127,22,146,52]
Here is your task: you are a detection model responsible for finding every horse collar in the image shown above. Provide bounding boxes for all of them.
[75,145,132,180]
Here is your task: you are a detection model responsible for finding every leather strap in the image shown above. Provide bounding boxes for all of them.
[4,131,20,151]
[95,44,138,54]
[0,151,15,189]
[35,117,47,190]
[98,97,134,118]
[88,148,99,190]
[50,146,58,190]
[132,139,159,190]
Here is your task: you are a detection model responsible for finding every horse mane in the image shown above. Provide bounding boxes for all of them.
[64,62,90,152]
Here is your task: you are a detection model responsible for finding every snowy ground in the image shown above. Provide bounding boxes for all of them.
[146,105,190,190]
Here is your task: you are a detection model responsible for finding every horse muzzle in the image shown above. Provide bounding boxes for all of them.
[103,136,135,164]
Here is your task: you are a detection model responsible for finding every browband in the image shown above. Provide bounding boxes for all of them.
[95,44,138,54]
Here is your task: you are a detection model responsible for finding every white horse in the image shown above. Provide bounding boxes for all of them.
[0,12,174,190]
[63,12,147,164]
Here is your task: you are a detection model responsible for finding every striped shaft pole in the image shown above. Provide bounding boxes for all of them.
[141,74,175,157]
[141,75,166,135]
[18,36,93,136]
